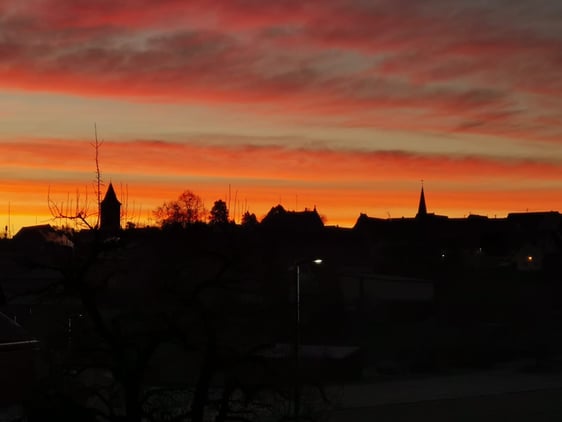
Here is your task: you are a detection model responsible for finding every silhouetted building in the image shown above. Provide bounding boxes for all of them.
[0,312,39,408]
[13,225,73,248]
[260,204,324,232]
[414,185,448,222]
[12,224,73,267]
[100,183,121,234]
[507,211,562,272]
[416,185,427,219]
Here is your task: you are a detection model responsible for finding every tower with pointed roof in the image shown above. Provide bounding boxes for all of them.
[416,183,427,219]
[100,183,121,234]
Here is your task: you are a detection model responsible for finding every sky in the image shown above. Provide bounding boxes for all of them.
[1,0,562,234]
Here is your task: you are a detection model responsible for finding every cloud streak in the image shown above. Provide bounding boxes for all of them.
[0,0,561,141]
[3,138,562,185]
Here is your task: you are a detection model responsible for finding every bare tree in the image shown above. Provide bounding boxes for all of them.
[153,190,206,228]
[48,185,95,229]
[48,125,104,230]
[93,123,104,228]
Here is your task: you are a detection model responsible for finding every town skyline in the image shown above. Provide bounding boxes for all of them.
[4,180,562,237]
[2,1,562,233]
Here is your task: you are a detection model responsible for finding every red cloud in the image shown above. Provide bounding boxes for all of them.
[0,0,561,143]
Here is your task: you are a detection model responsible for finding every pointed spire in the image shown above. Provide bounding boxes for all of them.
[102,182,121,205]
[416,181,427,218]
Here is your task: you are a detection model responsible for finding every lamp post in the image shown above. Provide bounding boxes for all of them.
[294,258,322,421]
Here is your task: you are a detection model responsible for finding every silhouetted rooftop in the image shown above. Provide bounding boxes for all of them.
[260,204,324,232]
[0,312,38,349]
[101,182,121,205]
[13,224,73,247]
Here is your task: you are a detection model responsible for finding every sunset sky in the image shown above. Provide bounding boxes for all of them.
[1,0,562,234]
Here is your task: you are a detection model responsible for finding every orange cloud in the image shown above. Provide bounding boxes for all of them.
[3,139,562,184]
[2,138,562,233]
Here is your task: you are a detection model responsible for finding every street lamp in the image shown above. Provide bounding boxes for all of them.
[294,258,322,421]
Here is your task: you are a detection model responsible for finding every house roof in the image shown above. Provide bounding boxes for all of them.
[13,224,73,247]
[0,312,39,350]
[14,224,52,236]
[260,204,324,231]
[258,343,360,360]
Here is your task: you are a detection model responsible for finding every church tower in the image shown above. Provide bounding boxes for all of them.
[416,184,427,219]
[100,183,121,234]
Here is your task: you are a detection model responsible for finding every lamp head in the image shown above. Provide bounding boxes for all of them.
[293,258,324,269]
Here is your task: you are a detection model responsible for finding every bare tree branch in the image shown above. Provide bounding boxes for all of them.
[47,125,105,230]
[92,123,104,229]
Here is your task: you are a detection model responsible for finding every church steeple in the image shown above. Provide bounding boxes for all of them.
[416,182,427,219]
[100,183,121,233]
